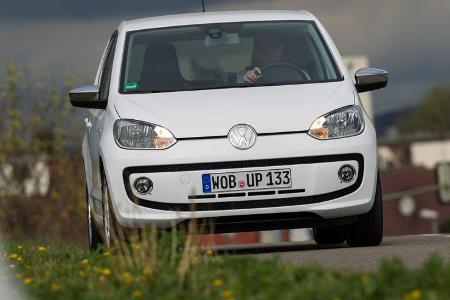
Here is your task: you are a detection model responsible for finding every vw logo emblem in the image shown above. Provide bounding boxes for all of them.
[228,124,257,150]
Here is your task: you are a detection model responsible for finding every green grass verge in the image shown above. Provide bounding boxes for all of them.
[2,238,450,300]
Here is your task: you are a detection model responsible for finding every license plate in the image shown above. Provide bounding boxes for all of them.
[202,169,291,193]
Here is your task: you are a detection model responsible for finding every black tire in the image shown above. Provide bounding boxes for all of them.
[346,173,383,247]
[101,171,129,249]
[313,226,346,245]
[102,174,116,249]
[86,185,102,251]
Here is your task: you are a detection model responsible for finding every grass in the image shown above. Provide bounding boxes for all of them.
[2,234,450,300]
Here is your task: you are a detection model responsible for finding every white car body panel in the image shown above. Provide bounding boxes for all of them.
[114,82,355,137]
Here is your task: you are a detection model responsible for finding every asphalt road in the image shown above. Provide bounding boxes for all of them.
[213,234,450,271]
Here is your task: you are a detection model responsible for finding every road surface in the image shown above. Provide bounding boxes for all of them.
[213,234,450,271]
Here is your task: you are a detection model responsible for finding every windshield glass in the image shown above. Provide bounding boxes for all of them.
[121,21,342,93]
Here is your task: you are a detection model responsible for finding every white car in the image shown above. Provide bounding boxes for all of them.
[69,10,388,250]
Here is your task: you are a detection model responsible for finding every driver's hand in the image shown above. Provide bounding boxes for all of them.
[243,67,262,84]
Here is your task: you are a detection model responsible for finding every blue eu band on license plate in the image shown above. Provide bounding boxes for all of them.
[202,174,212,193]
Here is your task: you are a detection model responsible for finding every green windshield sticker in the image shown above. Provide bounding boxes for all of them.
[125,81,138,90]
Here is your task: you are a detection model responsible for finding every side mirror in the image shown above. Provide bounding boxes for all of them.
[437,162,450,205]
[69,85,106,109]
[354,68,388,93]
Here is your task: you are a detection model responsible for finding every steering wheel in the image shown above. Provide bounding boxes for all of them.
[259,63,311,83]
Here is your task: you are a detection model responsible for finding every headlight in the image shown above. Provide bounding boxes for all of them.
[308,106,364,140]
[113,119,177,149]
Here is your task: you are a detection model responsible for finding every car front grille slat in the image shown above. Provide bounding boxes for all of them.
[277,188,306,194]
[188,194,216,200]
[247,190,276,196]
[218,192,246,198]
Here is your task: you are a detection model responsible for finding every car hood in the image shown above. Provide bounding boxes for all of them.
[114,82,354,138]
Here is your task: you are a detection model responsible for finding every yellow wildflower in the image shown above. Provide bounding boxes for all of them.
[132,289,143,297]
[17,245,23,250]
[222,290,233,298]
[81,259,89,265]
[103,251,111,256]
[51,283,59,291]
[122,272,134,283]
[9,253,18,260]
[142,266,152,276]
[404,289,422,300]
[213,278,223,287]
[206,249,214,256]
[101,268,112,276]
[37,246,46,253]
[16,256,23,262]
[361,274,369,284]
[23,277,33,284]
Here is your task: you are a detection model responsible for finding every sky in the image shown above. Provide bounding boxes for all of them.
[1,0,450,115]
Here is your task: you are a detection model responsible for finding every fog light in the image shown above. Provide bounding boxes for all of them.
[338,165,356,182]
[133,177,153,194]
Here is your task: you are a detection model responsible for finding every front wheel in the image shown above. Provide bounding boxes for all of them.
[346,173,383,247]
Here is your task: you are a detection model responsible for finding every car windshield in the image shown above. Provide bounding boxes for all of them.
[121,21,342,93]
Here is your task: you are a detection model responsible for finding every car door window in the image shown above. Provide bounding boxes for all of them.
[99,32,118,101]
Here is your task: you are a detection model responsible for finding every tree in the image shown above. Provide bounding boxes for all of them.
[396,84,450,135]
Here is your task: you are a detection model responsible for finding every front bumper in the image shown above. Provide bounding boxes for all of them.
[124,153,363,211]
[101,130,378,229]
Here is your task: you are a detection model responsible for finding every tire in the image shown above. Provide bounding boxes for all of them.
[86,185,102,251]
[346,173,383,247]
[313,226,346,245]
[101,172,124,249]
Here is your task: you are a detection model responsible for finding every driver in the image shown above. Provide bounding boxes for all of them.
[243,34,284,84]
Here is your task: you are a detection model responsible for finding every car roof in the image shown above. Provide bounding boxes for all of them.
[119,10,316,32]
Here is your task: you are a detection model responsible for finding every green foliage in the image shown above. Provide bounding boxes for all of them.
[397,84,450,135]
[3,239,450,300]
